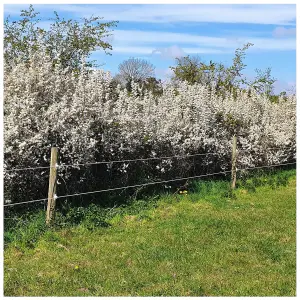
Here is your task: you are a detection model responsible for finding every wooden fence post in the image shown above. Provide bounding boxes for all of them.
[231,134,237,190]
[46,147,58,225]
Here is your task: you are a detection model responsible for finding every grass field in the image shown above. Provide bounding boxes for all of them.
[4,170,296,296]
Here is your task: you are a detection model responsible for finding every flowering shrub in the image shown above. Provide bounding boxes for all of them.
[4,51,296,206]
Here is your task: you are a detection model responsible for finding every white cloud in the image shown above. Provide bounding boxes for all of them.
[104,45,229,56]
[113,30,232,48]
[221,29,271,37]
[5,4,296,59]
[112,30,295,52]
[182,48,229,54]
[111,46,154,54]
[272,26,296,38]
[152,45,186,59]
[57,4,296,26]
[4,4,296,25]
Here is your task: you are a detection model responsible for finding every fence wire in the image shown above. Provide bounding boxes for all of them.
[4,146,293,173]
[3,161,296,208]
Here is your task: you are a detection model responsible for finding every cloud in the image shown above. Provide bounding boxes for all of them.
[152,45,226,59]
[152,45,186,59]
[96,45,230,57]
[272,26,296,38]
[100,45,227,56]
[61,4,295,26]
[183,48,229,54]
[110,46,154,54]
[112,30,295,52]
[4,4,296,25]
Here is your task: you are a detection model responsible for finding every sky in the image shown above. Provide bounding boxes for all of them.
[4,3,296,93]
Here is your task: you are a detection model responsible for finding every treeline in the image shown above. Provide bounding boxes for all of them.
[5,5,293,101]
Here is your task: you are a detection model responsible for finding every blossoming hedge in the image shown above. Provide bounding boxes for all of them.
[4,52,296,206]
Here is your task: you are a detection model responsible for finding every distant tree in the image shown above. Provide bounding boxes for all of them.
[117,58,155,85]
[170,44,254,92]
[170,43,280,101]
[4,4,118,71]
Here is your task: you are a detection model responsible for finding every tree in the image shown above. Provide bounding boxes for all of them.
[4,4,118,71]
[224,42,254,88]
[169,43,280,101]
[170,43,254,92]
[117,58,155,84]
[170,55,215,85]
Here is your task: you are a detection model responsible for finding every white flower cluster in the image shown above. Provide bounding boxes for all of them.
[4,51,296,203]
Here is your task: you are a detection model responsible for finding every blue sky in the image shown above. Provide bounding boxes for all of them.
[4,4,296,93]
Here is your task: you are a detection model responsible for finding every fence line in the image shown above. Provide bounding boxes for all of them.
[3,170,231,207]
[4,198,48,207]
[3,161,296,208]
[4,165,53,172]
[3,152,219,172]
[55,170,232,199]
[4,146,293,173]
[57,152,220,169]
[56,147,294,169]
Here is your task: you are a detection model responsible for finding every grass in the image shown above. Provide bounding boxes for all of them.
[4,169,296,296]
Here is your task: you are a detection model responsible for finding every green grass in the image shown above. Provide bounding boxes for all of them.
[4,170,296,296]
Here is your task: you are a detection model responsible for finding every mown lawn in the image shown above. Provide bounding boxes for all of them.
[4,173,296,296]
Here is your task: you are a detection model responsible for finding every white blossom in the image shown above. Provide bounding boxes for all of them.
[4,50,296,203]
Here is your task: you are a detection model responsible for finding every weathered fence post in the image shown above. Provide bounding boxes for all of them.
[231,134,237,190]
[46,147,58,225]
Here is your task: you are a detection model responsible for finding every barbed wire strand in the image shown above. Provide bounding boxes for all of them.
[4,198,48,207]
[55,170,232,199]
[3,153,215,172]
[55,161,296,199]
[4,170,231,207]
[5,165,53,172]
[4,152,220,172]
[59,147,294,169]
[4,146,294,172]
[3,160,296,208]
[58,152,220,168]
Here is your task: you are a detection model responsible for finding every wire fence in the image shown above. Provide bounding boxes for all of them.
[3,148,296,208]
[4,146,293,173]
